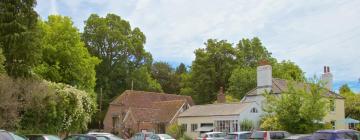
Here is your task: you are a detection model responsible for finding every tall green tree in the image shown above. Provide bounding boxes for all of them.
[181,39,236,104]
[273,60,305,82]
[235,37,274,67]
[0,49,5,74]
[227,67,256,99]
[262,79,329,133]
[35,15,100,91]
[176,63,187,74]
[82,13,159,109]
[151,61,177,93]
[339,84,360,120]
[0,0,42,77]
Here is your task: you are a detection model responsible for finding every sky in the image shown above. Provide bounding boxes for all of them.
[35,0,360,92]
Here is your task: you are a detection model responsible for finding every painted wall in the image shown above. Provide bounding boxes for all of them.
[323,99,346,129]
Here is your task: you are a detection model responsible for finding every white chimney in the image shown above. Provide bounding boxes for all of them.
[257,62,272,94]
[321,66,333,91]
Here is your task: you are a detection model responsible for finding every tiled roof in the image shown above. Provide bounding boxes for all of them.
[178,102,253,117]
[246,78,344,99]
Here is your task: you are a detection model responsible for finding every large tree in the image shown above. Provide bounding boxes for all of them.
[0,0,42,77]
[339,84,360,120]
[262,79,329,133]
[181,39,236,104]
[82,13,160,109]
[35,15,100,92]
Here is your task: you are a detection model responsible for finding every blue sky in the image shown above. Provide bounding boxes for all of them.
[35,0,360,92]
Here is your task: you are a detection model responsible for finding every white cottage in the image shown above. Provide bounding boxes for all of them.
[177,100,262,138]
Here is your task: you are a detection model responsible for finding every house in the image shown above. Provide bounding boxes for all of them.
[241,62,346,129]
[103,90,194,138]
[177,89,262,138]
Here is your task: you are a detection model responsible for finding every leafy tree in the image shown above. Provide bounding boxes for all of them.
[151,62,175,93]
[235,37,274,67]
[35,15,100,91]
[339,84,360,120]
[227,67,256,99]
[273,60,305,82]
[176,63,187,74]
[82,13,155,107]
[130,66,162,92]
[262,79,329,133]
[0,49,5,74]
[0,75,20,130]
[181,39,236,104]
[0,0,42,77]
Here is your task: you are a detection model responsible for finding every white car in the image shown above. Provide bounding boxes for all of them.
[148,134,175,140]
[225,132,251,140]
[87,132,123,140]
[197,132,226,140]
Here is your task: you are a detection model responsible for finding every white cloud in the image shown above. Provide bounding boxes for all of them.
[35,0,360,84]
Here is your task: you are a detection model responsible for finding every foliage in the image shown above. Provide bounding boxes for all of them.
[0,75,20,130]
[180,39,236,104]
[178,135,193,140]
[151,62,178,94]
[227,67,256,99]
[0,0,42,78]
[0,48,5,74]
[166,123,184,139]
[181,37,305,103]
[19,81,97,134]
[262,79,329,133]
[82,13,156,109]
[35,15,100,92]
[130,66,163,92]
[240,119,254,131]
[260,115,283,131]
[339,84,360,120]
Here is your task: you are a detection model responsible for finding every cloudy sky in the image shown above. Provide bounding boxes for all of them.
[35,0,360,92]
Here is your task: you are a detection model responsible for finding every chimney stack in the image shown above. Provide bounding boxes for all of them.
[257,60,272,94]
[321,66,333,91]
[217,87,226,103]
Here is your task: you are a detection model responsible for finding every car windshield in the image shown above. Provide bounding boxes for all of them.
[158,134,173,139]
[335,132,360,140]
[214,133,226,138]
[109,135,123,140]
[311,133,333,140]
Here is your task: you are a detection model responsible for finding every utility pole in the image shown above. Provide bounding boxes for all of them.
[99,87,103,129]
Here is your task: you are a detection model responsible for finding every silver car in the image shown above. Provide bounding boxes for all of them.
[225,132,251,140]
[197,132,226,140]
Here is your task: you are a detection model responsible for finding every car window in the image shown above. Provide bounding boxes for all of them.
[64,136,77,140]
[78,136,92,140]
[336,132,360,140]
[0,131,13,140]
[9,133,26,140]
[270,132,285,139]
[96,136,109,140]
[225,134,237,139]
[312,133,333,140]
[109,135,123,140]
[28,136,45,140]
[250,132,265,139]
[46,135,61,140]
[240,133,251,139]
[159,134,173,139]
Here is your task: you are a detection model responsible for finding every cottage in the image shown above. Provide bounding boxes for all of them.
[241,63,346,129]
[177,89,262,138]
[103,90,194,138]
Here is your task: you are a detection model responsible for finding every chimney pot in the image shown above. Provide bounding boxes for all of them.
[327,66,330,73]
[324,66,327,73]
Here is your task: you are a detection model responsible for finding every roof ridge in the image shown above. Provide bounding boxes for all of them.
[152,100,186,103]
[125,90,192,97]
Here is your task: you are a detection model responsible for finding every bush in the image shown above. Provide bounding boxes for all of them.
[166,124,183,139]
[240,119,254,131]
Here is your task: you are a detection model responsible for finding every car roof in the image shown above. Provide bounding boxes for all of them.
[228,132,251,134]
[88,132,112,135]
[316,129,358,133]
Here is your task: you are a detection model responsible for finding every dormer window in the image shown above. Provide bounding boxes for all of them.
[250,108,258,113]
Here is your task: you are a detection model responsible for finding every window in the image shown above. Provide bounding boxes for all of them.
[331,121,336,129]
[215,120,238,133]
[330,99,335,112]
[181,124,187,132]
[250,108,258,113]
[191,124,198,132]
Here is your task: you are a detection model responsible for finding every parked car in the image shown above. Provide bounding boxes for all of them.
[63,134,109,140]
[0,129,27,140]
[148,134,175,140]
[249,131,290,140]
[130,132,154,140]
[310,129,360,140]
[26,134,60,140]
[224,132,251,140]
[87,132,123,140]
[197,132,226,140]
[285,134,311,140]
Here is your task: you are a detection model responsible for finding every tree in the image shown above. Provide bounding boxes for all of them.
[0,48,5,74]
[180,39,236,104]
[0,0,42,77]
[176,63,187,74]
[262,79,329,133]
[34,15,100,91]
[227,67,256,99]
[339,84,360,120]
[273,60,305,82]
[0,75,20,130]
[82,13,156,107]
[151,62,175,93]
[130,66,162,92]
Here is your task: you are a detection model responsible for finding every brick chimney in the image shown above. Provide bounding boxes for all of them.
[321,66,333,91]
[257,60,272,94]
[217,87,226,103]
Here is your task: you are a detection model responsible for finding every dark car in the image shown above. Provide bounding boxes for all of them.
[310,129,360,140]
[0,129,27,140]
[250,131,291,140]
[26,134,60,140]
[63,134,109,140]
